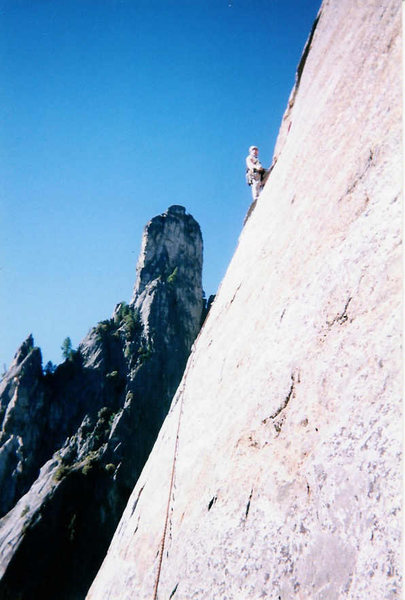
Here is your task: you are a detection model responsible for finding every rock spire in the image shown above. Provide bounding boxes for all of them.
[0,206,204,600]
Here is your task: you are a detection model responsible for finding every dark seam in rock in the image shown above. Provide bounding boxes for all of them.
[130,485,145,518]
[230,284,242,305]
[296,13,321,89]
[169,583,179,598]
[245,488,254,519]
[326,296,352,328]
[284,10,321,120]
[263,374,296,424]
[339,150,375,201]
[243,198,257,226]
[208,495,217,511]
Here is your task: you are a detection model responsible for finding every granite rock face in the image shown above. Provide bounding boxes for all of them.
[87,1,402,599]
[132,204,203,347]
[0,206,203,600]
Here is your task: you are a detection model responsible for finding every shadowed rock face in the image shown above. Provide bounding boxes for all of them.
[0,205,203,600]
[86,2,402,599]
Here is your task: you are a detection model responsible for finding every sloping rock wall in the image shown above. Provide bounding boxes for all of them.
[87,1,402,598]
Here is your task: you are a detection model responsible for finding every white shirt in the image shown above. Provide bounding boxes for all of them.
[246,153,264,178]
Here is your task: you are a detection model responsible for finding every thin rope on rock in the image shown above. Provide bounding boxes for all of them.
[152,346,196,600]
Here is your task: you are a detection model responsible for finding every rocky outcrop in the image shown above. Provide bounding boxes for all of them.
[132,204,203,347]
[0,336,111,521]
[0,205,203,600]
[87,1,402,599]
[0,336,45,516]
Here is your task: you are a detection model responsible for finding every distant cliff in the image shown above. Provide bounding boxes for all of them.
[87,1,402,599]
[0,205,203,600]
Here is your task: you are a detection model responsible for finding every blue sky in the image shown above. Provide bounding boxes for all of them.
[0,0,321,370]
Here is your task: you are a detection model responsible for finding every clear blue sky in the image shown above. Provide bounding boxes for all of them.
[0,0,321,370]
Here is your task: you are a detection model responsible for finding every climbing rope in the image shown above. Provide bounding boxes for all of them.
[152,345,196,600]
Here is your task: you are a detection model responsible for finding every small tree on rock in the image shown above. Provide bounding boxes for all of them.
[61,337,74,361]
[44,361,56,375]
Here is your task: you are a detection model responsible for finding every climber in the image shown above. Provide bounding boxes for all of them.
[245,145,267,202]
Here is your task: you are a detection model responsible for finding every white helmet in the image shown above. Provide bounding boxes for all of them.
[249,145,258,153]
